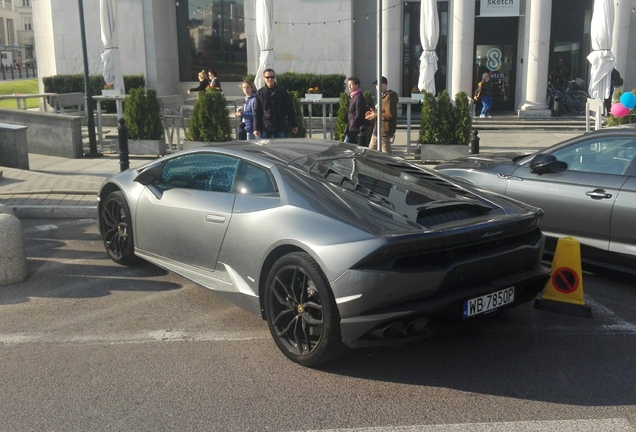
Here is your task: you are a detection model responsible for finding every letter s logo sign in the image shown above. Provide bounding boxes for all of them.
[487,48,502,71]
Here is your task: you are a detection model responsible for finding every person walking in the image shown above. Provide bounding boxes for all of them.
[187,70,209,95]
[236,80,257,140]
[208,70,222,90]
[604,68,624,115]
[364,76,398,154]
[474,72,492,118]
[254,69,298,138]
[344,76,368,145]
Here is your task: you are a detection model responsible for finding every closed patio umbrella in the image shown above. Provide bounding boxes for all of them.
[587,0,615,102]
[254,0,274,90]
[417,0,439,94]
[100,0,125,118]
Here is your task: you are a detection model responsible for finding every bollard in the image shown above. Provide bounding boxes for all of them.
[357,125,369,147]
[470,129,480,154]
[552,96,562,117]
[118,117,130,172]
[0,213,28,286]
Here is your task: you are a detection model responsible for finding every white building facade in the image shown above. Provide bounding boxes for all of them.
[31,0,636,116]
[1,0,34,67]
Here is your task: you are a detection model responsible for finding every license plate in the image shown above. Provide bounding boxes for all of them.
[463,287,515,318]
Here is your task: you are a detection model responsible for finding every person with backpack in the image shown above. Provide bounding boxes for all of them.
[474,72,493,118]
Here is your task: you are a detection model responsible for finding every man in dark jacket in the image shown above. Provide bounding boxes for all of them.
[365,76,398,154]
[254,69,298,138]
[344,76,368,145]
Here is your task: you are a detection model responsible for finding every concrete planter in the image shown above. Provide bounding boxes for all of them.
[305,93,323,101]
[420,144,469,163]
[101,89,121,97]
[411,93,424,101]
[128,139,166,156]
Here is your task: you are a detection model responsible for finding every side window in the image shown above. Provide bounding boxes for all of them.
[233,162,277,195]
[159,153,239,192]
[552,137,636,175]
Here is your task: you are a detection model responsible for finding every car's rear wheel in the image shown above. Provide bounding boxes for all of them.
[264,252,347,367]
[99,191,139,266]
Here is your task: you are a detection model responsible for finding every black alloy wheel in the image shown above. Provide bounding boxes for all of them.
[99,191,138,266]
[264,252,347,367]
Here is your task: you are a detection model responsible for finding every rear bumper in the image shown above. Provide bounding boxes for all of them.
[338,265,550,348]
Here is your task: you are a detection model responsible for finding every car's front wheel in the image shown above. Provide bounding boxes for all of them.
[99,191,139,266]
[264,252,347,367]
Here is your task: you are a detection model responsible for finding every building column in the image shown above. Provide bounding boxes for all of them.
[448,0,475,98]
[382,0,402,93]
[518,0,552,116]
[612,0,630,75]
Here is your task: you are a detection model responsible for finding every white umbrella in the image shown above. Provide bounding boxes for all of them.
[417,0,439,94]
[100,0,125,117]
[587,0,615,101]
[254,0,274,90]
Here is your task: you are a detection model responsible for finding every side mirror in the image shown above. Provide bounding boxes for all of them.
[529,153,566,174]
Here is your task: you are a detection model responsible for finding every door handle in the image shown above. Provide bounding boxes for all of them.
[205,214,226,223]
[585,189,612,200]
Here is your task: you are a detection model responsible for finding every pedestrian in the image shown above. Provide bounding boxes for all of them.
[364,76,398,154]
[236,80,257,140]
[554,57,571,89]
[474,72,492,118]
[344,76,368,145]
[254,68,298,139]
[604,68,624,115]
[208,70,222,90]
[187,70,209,95]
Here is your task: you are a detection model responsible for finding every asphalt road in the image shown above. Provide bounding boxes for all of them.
[0,218,635,432]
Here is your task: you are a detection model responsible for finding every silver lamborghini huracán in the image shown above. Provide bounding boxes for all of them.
[97,139,550,366]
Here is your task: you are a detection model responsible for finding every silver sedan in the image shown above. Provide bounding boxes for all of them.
[435,126,636,273]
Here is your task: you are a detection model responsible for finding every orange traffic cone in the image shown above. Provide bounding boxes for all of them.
[534,236,592,317]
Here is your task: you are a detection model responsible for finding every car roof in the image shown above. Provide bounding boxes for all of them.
[175,139,375,167]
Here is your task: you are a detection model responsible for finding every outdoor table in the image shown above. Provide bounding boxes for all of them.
[93,95,126,147]
[0,93,58,112]
[299,97,340,140]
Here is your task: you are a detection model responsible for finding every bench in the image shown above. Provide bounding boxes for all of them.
[53,92,86,116]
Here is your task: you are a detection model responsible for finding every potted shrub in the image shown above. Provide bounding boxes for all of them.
[288,91,307,138]
[185,88,232,148]
[305,86,322,101]
[419,90,472,162]
[124,87,166,156]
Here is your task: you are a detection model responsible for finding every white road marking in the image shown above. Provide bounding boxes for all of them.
[0,330,270,346]
[586,297,636,334]
[300,418,635,431]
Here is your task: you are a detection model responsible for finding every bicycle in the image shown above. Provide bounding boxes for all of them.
[547,79,589,115]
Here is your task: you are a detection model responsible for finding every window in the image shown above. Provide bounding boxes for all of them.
[23,18,32,31]
[551,137,636,175]
[159,153,239,192]
[234,162,276,195]
[23,0,31,6]
[176,0,247,82]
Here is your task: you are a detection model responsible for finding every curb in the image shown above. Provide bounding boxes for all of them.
[12,205,97,219]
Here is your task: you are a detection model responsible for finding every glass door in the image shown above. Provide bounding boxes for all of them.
[474,44,515,111]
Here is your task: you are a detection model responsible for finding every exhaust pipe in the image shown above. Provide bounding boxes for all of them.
[402,317,429,335]
[369,322,404,339]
